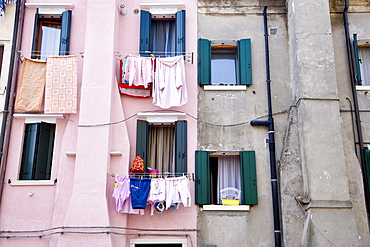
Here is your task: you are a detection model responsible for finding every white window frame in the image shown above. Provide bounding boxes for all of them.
[130,238,187,247]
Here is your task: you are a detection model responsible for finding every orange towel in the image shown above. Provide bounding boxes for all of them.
[14,57,46,111]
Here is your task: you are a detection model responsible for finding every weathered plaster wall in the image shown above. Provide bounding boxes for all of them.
[197,1,291,246]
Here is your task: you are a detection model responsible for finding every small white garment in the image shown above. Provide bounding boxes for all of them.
[153,55,188,109]
[165,176,191,209]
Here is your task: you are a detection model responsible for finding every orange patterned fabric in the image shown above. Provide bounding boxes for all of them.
[131,155,145,173]
[45,55,78,113]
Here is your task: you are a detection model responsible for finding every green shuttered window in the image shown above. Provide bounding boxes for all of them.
[19,122,56,180]
[198,38,252,85]
[353,33,370,86]
[140,10,186,57]
[31,9,72,59]
[195,150,258,205]
[136,120,187,174]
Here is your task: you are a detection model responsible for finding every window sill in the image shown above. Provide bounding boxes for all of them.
[9,180,56,186]
[356,85,370,91]
[200,205,250,211]
[13,114,64,124]
[203,85,247,91]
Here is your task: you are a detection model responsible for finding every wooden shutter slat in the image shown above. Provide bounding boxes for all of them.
[238,39,252,85]
[198,38,211,85]
[240,151,258,205]
[175,120,187,174]
[195,150,210,205]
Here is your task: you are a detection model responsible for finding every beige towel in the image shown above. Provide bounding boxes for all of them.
[44,55,78,113]
[14,57,46,111]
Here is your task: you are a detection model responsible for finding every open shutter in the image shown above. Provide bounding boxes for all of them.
[20,124,40,180]
[238,39,252,85]
[363,148,370,195]
[195,150,210,205]
[353,34,362,85]
[140,10,151,56]
[59,10,72,56]
[136,120,149,169]
[175,120,187,174]
[34,123,55,180]
[240,151,258,205]
[31,9,40,59]
[198,38,211,85]
[175,10,186,56]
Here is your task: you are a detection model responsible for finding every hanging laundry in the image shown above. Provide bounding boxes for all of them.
[130,178,151,209]
[152,55,188,109]
[14,58,47,111]
[0,1,5,21]
[119,57,153,98]
[165,176,191,210]
[148,178,166,216]
[45,55,78,113]
[112,176,144,215]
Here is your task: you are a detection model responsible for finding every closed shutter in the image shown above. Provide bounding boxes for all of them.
[363,148,370,195]
[34,122,55,180]
[175,10,186,56]
[195,150,210,205]
[353,34,362,85]
[20,124,40,180]
[31,9,40,59]
[139,10,151,57]
[198,38,211,85]
[175,120,187,174]
[136,120,149,169]
[238,39,252,85]
[240,151,258,205]
[59,10,72,56]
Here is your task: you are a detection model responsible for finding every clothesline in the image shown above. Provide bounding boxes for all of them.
[108,172,194,181]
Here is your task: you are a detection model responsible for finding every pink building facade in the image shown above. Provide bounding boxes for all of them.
[0,0,198,246]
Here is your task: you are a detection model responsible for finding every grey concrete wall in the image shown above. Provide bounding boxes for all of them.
[198,0,370,246]
[197,1,291,246]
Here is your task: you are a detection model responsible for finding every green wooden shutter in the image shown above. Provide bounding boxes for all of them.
[363,148,370,195]
[175,10,186,56]
[34,123,55,180]
[136,120,149,169]
[20,124,40,180]
[195,150,210,205]
[240,151,258,205]
[353,34,362,85]
[198,38,211,85]
[31,9,40,59]
[175,120,187,174]
[140,10,151,56]
[238,39,252,85]
[59,10,72,56]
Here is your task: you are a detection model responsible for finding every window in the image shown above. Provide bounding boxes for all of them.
[195,150,257,205]
[139,10,185,57]
[353,34,370,86]
[136,120,187,174]
[19,122,56,180]
[211,47,237,85]
[31,9,72,59]
[0,45,4,76]
[198,39,252,86]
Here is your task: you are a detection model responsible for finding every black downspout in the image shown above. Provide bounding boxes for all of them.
[0,0,23,203]
[250,6,282,247]
[343,0,370,223]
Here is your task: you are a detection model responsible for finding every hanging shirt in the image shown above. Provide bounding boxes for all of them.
[112,176,144,215]
[148,178,166,216]
[152,56,188,109]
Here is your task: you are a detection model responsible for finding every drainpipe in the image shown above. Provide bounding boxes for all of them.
[250,6,282,247]
[343,0,370,222]
[0,0,24,204]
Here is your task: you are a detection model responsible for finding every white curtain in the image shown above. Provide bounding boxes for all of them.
[148,126,175,174]
[217,157,241,204]
[359,47,370,86]
[40,24,61,60]
[151,20,175,57]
